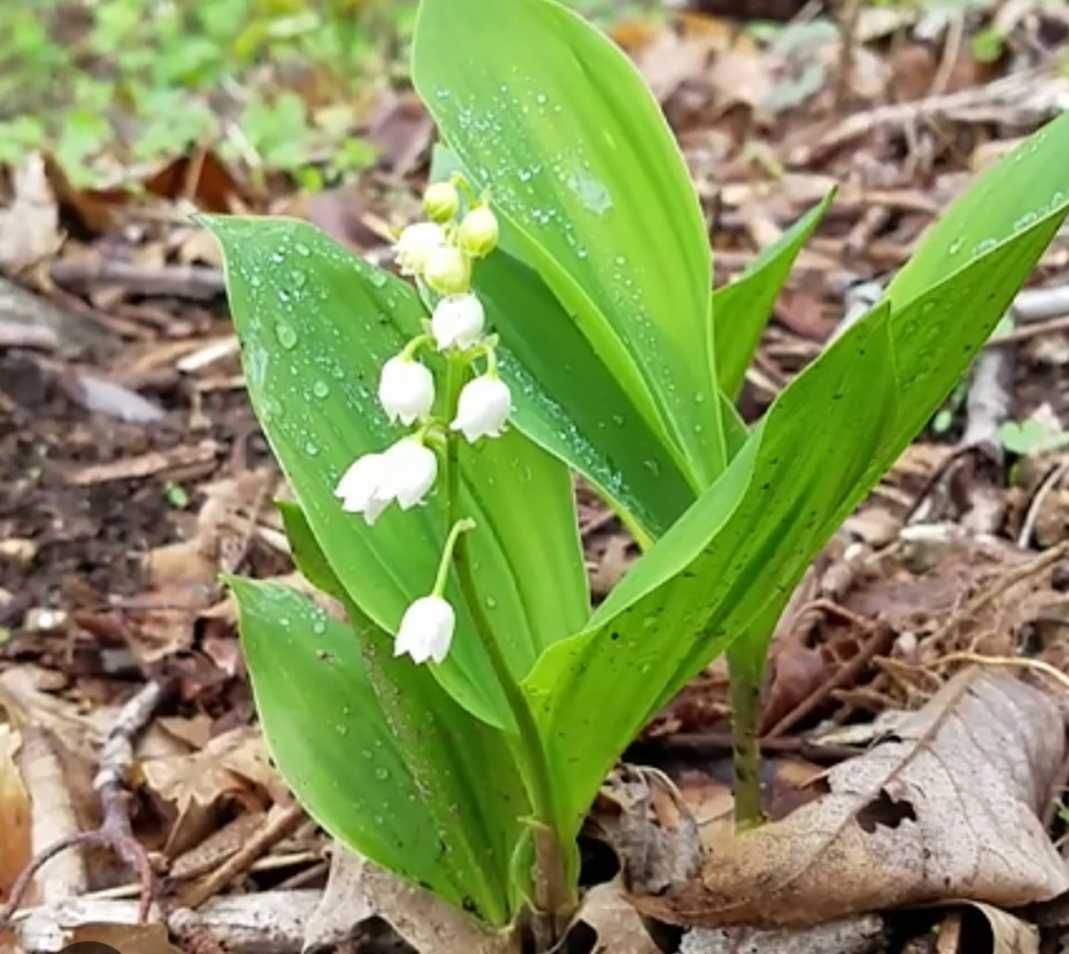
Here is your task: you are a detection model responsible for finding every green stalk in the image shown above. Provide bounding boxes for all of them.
[727,646,766,830]
[441,354,575,936]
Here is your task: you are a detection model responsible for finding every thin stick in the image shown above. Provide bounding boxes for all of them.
[928,651,1069,693]
[986,314,1069,346]
[177,803,305,909]
[1018,462,1069,548]
[1,678,172,926]
[766,624,894,738]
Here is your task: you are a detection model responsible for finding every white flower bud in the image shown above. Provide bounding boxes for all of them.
[394,222,445,276]
[424,245,471,296]
[458,206,499,258]
[431,293,485,351]
[423,182,460,223]
[378,355,434,425]
[383,436,438,509]
[451,375,511,443]
[394,595,455,664]
[335,452,392,526]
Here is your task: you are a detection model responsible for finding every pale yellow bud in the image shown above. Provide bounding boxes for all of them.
[458,205,499,258]
[424,245,471,295]
[423,181,460,223]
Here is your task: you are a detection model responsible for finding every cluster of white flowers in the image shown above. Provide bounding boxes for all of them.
[334,179,511,666]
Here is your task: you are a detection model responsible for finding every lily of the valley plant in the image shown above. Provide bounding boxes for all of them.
[212,0,1069,945]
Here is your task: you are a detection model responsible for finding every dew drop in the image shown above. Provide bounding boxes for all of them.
[276,323,298,349]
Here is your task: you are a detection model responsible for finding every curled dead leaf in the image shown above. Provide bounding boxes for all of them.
[633,669,1069,927]
[304,845,517,954]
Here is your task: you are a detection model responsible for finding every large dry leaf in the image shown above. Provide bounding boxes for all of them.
[680,915,884,954]
[0,725,31,899]
[304,844,518,954]
[139,726,288,854]
[0,154,60,273]
[635,669,1069,927]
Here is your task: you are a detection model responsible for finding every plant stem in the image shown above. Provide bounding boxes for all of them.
[728,650,766,831]
[442,355,575,935]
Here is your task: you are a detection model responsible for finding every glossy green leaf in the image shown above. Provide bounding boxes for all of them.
[277,500,347,602]
[231,576,528,925]
[413,0,726,488]
[714,192,834,399]
[523,120,1069,835]
[475,228,698,541]
[209,216,588,728]
[523,306,897,838]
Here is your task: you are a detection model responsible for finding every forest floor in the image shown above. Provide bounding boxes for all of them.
[2,2,1069,953]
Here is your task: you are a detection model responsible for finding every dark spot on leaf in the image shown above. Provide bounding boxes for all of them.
[857,789,917,833]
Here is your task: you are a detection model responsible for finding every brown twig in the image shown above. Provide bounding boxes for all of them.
[986,314,1069,346]
[1,677,173,926]
[927,651,1069,693]
[928,540,1069,648]
[834,0,863,110]
[50,260,225,301]
[765,623,894,738]
[177,802,305,909]
[1018,462,1069,548]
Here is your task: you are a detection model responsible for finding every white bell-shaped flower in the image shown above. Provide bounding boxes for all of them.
[451,375,511,443]
[334,453,392,526]
[382,436,438,509]
[378,355,434,425]
[394,594,455,664]
[394,222,445,276]
[431,293,486,351]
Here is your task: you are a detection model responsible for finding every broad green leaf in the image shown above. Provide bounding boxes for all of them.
[714,192,834,399]
[413,0,726,488]
[524,164,1069,836]
[209,216,588,729]
[277,500,347,602]
[523,306,897,838]
[231,577,527,925]
[476,232,698,541]
[522,117,1069,837]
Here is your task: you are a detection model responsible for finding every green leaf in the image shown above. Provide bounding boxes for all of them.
[474,227,699,541]
[428,145,708,539]
[413,0,726,488]
[714,192,833,399]
[208,216,588,729]
[523,305,897,838]
[232,576,527,925]
[276,500,348,602]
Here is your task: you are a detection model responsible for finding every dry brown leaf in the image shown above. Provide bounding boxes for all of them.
[634,669,1069,927]
[569,880,661,954]
[140,726,287,855]
[0,725,31,899]
[634,29,723,103]
[961,902,1039,954]
[0,154,61,274]
[304,845,518,954]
